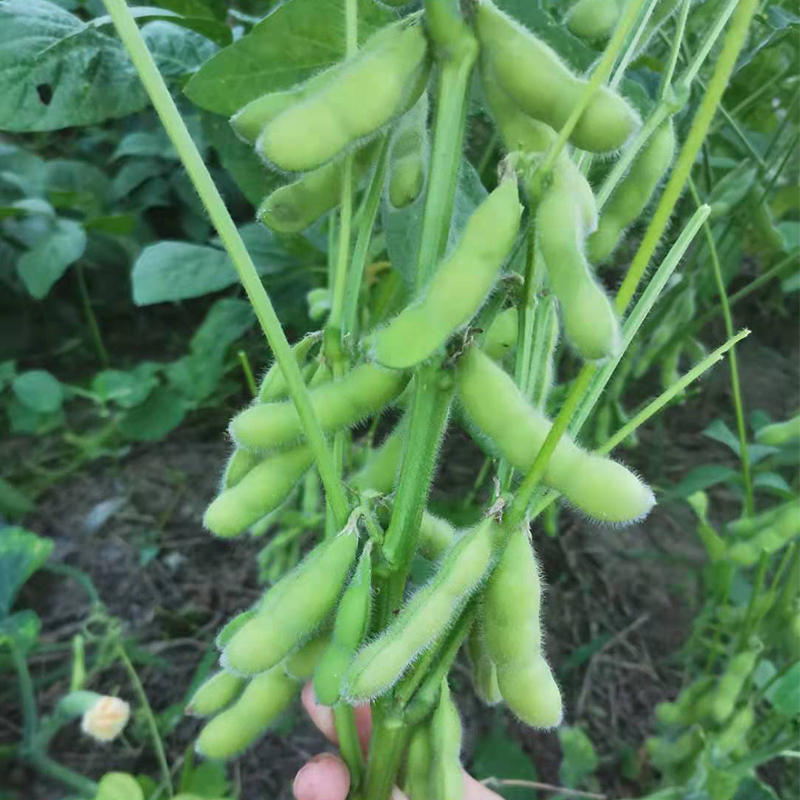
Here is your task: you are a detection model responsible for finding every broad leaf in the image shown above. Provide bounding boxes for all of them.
[0,527,54,616]
[0,477,34,518]
[15,218,87,299]
[472,724,538,799]
[666,465,738,498]
[92,365,160,408]
[764,661,800,716]
[117,386,187,441]
[558,726,599,788]
[12,370,64,413]
[0,610,41,653]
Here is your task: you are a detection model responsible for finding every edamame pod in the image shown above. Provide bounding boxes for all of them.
[195,665,298,759]
[258,333,322,403]
[314,544,373,705]
[756,415,800,446]
[727,503,800,566]
[342,518,499,700]
[187,671,245,717]
[204,447,314,538]
[537,158,621,361]
[223,530,358,675]
[715,705,754,756]
[429,680,463,800]
[567,0,622,40]
[457,347,655,524]
[711,648,759,723]
[283,631,333,682]
[258,21,429,172]
[419,513,457,560]
[587,122,676,264]
[388,93,428,209]
[726,499,799,538]
[371,179,522,369]
[403,723,433,800]
[467,611,502,705]
[230,363,409,451]
[350,416,408,495]
[482,307,518,361]
[475,0,639,153]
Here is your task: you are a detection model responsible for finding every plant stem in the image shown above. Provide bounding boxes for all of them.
[75,262,110,368]
[361,720,408,800]
[237,350,257,397]
[100,0,349,528]
[10,641,36,747]
[674,0,739,90]
[659,0,691,100]
[334,704,365,790]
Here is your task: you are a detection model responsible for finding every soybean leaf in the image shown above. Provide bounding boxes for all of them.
[183,0,393,116]
[558,726,599,788]
[735,6,800,72]
[5,398,64,436]
[117,386,187,441]
[92,365,160,408]
[15,218,87,299]
[667,465,738,499]
[764,661,800,716]
[113,130,177,161]
[472,724,538,800]
[0,477,34,519]
[0,610,41,654]
[89,8,232,47]
[733,777,781,800]
[12,370,64,414]
[0,527,54,616]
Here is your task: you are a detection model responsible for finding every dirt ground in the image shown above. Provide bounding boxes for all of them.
[2,312,798,800]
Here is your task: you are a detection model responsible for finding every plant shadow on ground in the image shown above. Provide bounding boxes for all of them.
[2,305,798,800]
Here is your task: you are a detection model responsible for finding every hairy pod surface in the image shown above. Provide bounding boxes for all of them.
[418,512,457,560]
[388,92,429,209]
[230,363,409,451]
[756,415,800,445]
[482,307,519,361]
[727,503,800,566]
[566,0,621,40]
[403,723,433,800]
[258,21,429,172]
[342,518,499,701]
[457,347,655,524]
[537,159,620,361]
[430,681,463,800]
[350,416,408,495]
[195,666,298,759]
[371,179,522,369]
[467,611,502,705]
[204,447,313,538]
[283,630,333,682]
[187,671,245,717]
[587,121,676,264]
[258,333,321,403]
[715,705,754,756]
[475,0,639,153]
[223,531,358,675]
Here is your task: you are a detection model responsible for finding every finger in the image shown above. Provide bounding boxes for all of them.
[293,753,350,800]
[301,682,372,753]
[464,773,505,799]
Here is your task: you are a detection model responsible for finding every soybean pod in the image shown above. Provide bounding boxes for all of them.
[567,0,622,41]
[727,502,800,566]
[187,671,245,717]
[388,92,428,209]
[467,609,502,705]
[403,722,433,800]
[429,680,463,800]
[756,415,800,446]
[711,647,760,723]
[350,415,408,495]
[482,307,518,362]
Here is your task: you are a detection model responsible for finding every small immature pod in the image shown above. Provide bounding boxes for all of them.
[429,680,463,800]
[283,630,333,682]
[482,307,518,362]
[195,665,298,759]
[467,611,502,705]
[566,0,622,40]
[756,415,800,446]
[187,671,245,717]
[727,503,800,566]
[371,178,522,369]
[223,530,359,675]
[342,518,499,701]
[587,121,676,264]
[475,0,639,153]
[403,722,433,800]
[388,92,429,209]
[314,543,373,705]
[537,158,620,361]
[457,347,655,524]
[715,704,755,756]
[204,447,314,538]
[726,499,799,538]
[418,512,457,560]
[230,363,409,451]
[258,21,430,172]
[711,648,759,723]
[258,333,322,403]
[350,416,408,495]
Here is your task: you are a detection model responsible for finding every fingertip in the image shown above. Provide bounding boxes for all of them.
[293,754,350,800]
[302,682,338,743]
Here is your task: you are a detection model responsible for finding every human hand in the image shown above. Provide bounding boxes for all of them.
[293,683,503,800]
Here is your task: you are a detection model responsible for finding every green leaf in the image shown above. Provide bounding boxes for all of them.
[0,477,34,518]
[471,723,538,799]
[0,527,54,616]
[117,386,186,442]
[178,761,230,799]
[94,773,145,800]
[764,661,800,716]
[0,610,41,653]
[183,0,393,116]
[732,776,781,800]
[5,397,64,435]
[12,370,64,413]
[558,726,599,788]
[15,218,87,299]
[113,130,177,161]
[92,365,160,408]
[667,465,738,498]
[111,159,169,201]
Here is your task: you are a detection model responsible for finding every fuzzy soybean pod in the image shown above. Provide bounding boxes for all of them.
[403,723,433,800]
[187,671,245,717]
[727,503,800,566]
[484,525,563,728]
[283,630,333,681]
[389,92,428,209]
[350,417,407,495]
[204,447,314,538]
[467,611,502,705]
[537,159,621,362]
[418,513,457,559]
[756,415,800,445]
[258,21,429,172]
[726,500,799,538]
[482,307,518,361]
[314,544,373,705]
[587,121,676,264]
[195,665,298,759]
[566,0,622,40]
[371,179,522,369]
[715,704,755,757]
[342,518,498,701]
[230,363,409,451]
[430,680,463,800]
[457,347,654,524]
[711,648,759,723]
[475,0,639,153]
[223,529,359,675]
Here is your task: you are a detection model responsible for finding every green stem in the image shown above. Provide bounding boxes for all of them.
[30,753,98,796]
[237,350,257,397]
[361,719,408,800]
[674,0,739,90]
[738,552,770,648]
[763,85,800,163]
[659,0,691,100]
[75,262,110,368]
[334,704,365,790]
[100,0,349,528]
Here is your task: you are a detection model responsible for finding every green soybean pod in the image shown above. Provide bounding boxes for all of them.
[371,178,522,369]
[711,648,759,723]
[403,722,433,800]
[728,504,800,566]
[283,630,333,682]
[223,530,359,675]
[587,122,676,264]
[646,728,703,770]
[566,0,622,40]
[537,158,620,361]
[258,21,429,172]
[314,543,373,705]
[726,500,798,538]
[195,665,298,759]
[204,447,314,538]
[475,0,639,153]
[388,92,428,209]
[715,704,754,756]
[342,518,498,701]
[419,513,457,560]
[430,680,463,800]
[259,142,378,233]
[482,307,518,361]
[230,363,409,451]
[350,416,408,495]
[187,671,245,717]
[457,347,655,524]
[756,415,800,446]
[467,611,502,705]
[257,333,322,404]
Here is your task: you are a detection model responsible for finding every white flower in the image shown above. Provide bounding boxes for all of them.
[81,696,130,742]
